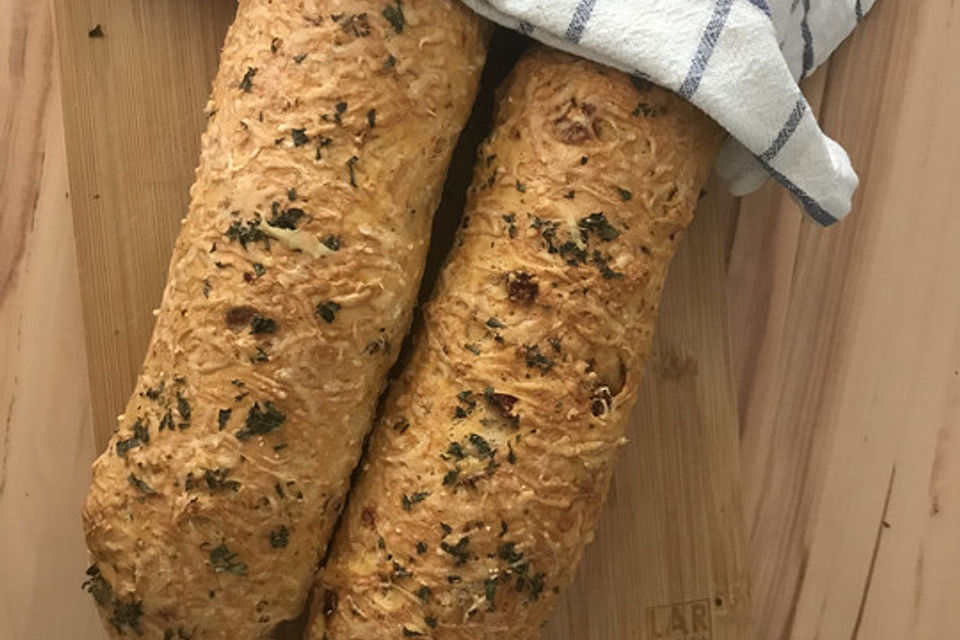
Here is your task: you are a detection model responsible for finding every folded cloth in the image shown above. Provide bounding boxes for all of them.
[460,0,878,225]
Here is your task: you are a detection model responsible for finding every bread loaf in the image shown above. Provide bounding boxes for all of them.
[81,1,486,637]
[307,48,720,639]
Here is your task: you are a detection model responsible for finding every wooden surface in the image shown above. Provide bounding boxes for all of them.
[731,1,960,637]
[52,0,235,443]
[0,1,102,637]
[52,1,752,637]
[2,0,959,639]
[545,181,751,640]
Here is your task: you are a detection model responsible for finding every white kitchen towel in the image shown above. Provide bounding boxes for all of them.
[460,0,878,225]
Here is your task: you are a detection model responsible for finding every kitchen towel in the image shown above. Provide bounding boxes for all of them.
[460,0,878,225]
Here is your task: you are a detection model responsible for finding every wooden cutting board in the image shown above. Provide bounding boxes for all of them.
[53,2,752,638]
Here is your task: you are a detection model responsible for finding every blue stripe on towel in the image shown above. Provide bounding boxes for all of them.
[678,0,735,99]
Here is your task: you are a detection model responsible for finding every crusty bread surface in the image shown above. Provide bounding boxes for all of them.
[307,47,721,640]
[82,1,486,637]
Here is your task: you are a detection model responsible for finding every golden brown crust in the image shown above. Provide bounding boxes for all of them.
[308,48,720,639]
[81,1,486,637]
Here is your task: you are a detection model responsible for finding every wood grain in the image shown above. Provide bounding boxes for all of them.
[5,0,960,637]
[730,0,960,638]
[52,2,751,639]
[544,181,751,640]
[0,0,102,637]
[53,0,235,449]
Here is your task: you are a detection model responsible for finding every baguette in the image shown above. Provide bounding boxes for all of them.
[81,1,486,637]
[307,48,720,639]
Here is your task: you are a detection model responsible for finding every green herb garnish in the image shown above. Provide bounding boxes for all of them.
[579,212,620,241]
[209,544,248,575]
[442,468,459,485]
[402,491,430,511]
[128,473,156,495]
[440,536,470,566]
[484,577,499,608]
[225,219,267,250]
[270,526,290,548]
[177,392,192,421]
[236,401,286,440]
[267,203,304,229]
[116,419,149,457]
[468,433,493,458]
[523,344,555,374]
[291,129,309,147]
[145,381,164,400]
[383,2,405,33]
[346,155,358,187]
[250,313,277,334]
[315,300,341,323]
[239,67,257,92]
[321,235,341,251]
[82,565,112,606]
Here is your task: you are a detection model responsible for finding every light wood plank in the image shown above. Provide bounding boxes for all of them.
[546,181,752,640]
[53,1,752,638]
[729,0,960,638]
[0,1,102,636]
[53,0,236,449]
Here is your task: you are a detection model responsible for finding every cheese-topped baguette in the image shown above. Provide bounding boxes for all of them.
[81,1,486,637]
[307,47,720,639]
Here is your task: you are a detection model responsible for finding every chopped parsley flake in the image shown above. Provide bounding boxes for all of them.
[249,314,277,335]
[315,300,341,323]
[236,401,286,440]
[209,544,248,575]
[291,128,309,147]
[402,491,430,511]
[383,2,405,33]
[270,526,290,548]
[225,219,267,250]
[346,155,359,187]
[523,344,555,374]
[267,203,304,229]
[116,419,149,457]
[127,473,156,495]
[321,235,341,251]
[468,433,493,458]
[239,67,257,92]
[440,536,470,566]
[579,212,620,242]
